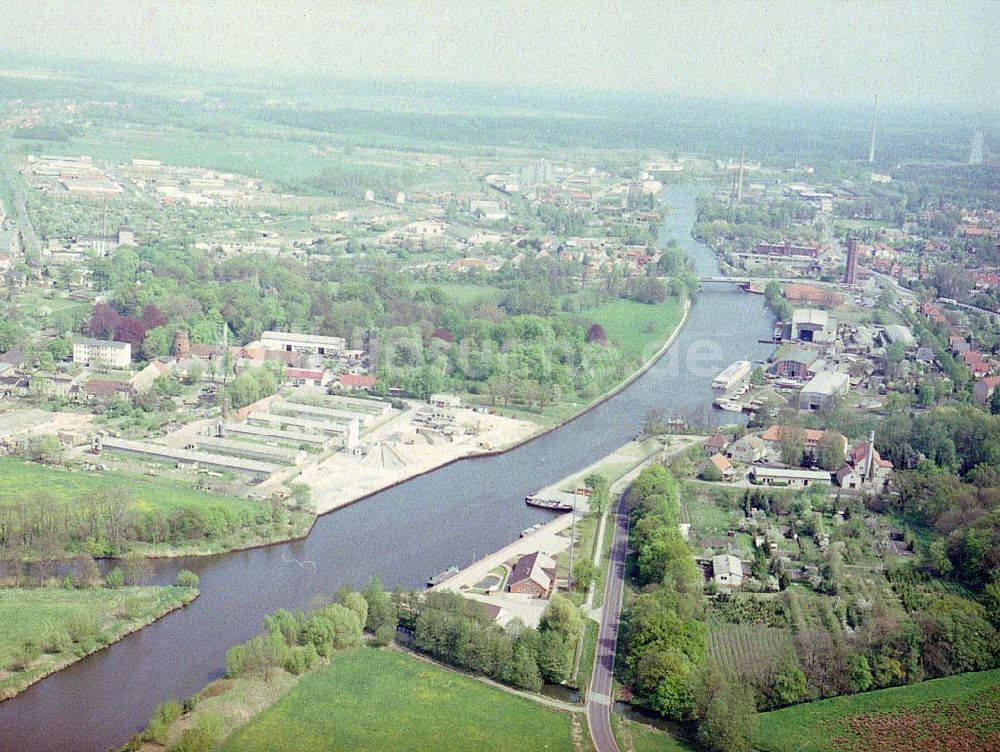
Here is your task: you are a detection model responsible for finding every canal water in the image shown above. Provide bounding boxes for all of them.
[0,184,775,752]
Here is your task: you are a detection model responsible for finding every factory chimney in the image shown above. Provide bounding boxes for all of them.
[868,95,878,164]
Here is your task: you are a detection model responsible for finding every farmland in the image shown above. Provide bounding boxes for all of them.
[218,647,583,752]
[755,669,1000,752]
[708,623,794,680]
[0,585,196,700]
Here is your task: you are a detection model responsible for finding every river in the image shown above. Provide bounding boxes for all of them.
[0,184,776,752]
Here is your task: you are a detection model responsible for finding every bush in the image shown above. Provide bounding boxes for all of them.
[167,712,225,752]
[105,567,124,588]
[142,698,183,744]
[284,646,315,675]
[700,464,724,482]
[66,612,100,643]
[8,640,40,671]
[175,570,200,588]
[42,630,71,654]
[373,624,397,647]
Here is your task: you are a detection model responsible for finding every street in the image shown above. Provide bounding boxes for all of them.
[586,490,630,752]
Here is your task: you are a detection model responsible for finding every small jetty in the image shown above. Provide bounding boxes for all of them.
[427,566,459,587]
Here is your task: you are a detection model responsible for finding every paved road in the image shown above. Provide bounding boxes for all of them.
[586,491,630,752]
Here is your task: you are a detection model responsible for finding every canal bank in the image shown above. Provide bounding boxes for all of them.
[0,184,776,752]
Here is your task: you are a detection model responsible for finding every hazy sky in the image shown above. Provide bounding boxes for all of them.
[1,1,996,106]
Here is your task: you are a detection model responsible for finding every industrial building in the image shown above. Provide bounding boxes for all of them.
[791,309,837,344]
[798,371,850,412]
[259,331,346,356]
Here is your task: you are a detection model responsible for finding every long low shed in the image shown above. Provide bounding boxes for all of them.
[223,421,330,447]
[100,437,278,478]
[271,401,373,426]
[292,394,390,416]
[191,436,306,466]
[246,411,350,436]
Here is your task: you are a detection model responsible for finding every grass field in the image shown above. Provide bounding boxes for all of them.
[612,715,698,752]
[219,648,580,752]
[755,669,1000,752]
[0,458,312,558]
[579,297,684,362]
[0,585,196,699]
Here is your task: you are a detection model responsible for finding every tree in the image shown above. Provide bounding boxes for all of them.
[340,591,369,629]
[816,431,846,471]
[539,595,582,641]
[122,555,152,586]
[770,658,806,706]
[847,654,873,692]
[585,324,607,345]
[535,628,572,683]
[700,463,724,482]
[501,643,542,691]
[572,559,599,592]
[990,388,1000,416]
[175,570,200,588]
[779,424,806,467]
[696,681,757,752]
[362,577,398,633]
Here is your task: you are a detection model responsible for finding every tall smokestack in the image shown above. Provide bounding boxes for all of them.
[736,143,745,202]
[868,95,878,164]
[865,430,876,481]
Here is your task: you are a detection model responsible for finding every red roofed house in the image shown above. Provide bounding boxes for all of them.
[708,453,736,482]
[761,425,847,459]
[285,368,331,388]
[975,376,1000,405]
[337,373,377,391]
[507,551,557,598]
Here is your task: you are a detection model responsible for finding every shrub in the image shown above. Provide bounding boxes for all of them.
[105,567,124,588]
[42,630,71,654]
[284,646,314,675]
[373,624,396,647]
[8,640,41,671]
[175,570,200,588]
[66,612,100,643]
[142,698,183,744]
[167,712,225,752]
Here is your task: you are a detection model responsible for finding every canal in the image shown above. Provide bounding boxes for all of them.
[0,184,776,752]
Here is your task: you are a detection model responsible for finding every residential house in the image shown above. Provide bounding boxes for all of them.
[974,376,1000,405]
[712,554,744,589]
[835,464,864,490]
[507,551,557,598]
[707,453,736,482]
[727,435,766,464]
[704,433,729,456]
[761,425,847,461]
[73,337,131,368]
[336,373,376,391]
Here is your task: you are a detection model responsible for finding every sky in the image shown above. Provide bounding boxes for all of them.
[0,1,996,107]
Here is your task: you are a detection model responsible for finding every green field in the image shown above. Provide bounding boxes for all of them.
[579,297,684,362]
[219,648,578,752]
[0,457,312,558]
[0,585,196,699]
[755,669,1000,752]
[612,716,698,752]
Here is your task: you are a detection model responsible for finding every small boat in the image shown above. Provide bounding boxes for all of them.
[427,566,459,587]
[525,495,573,512]
[713,399,744,412]
[520,523,544,538]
